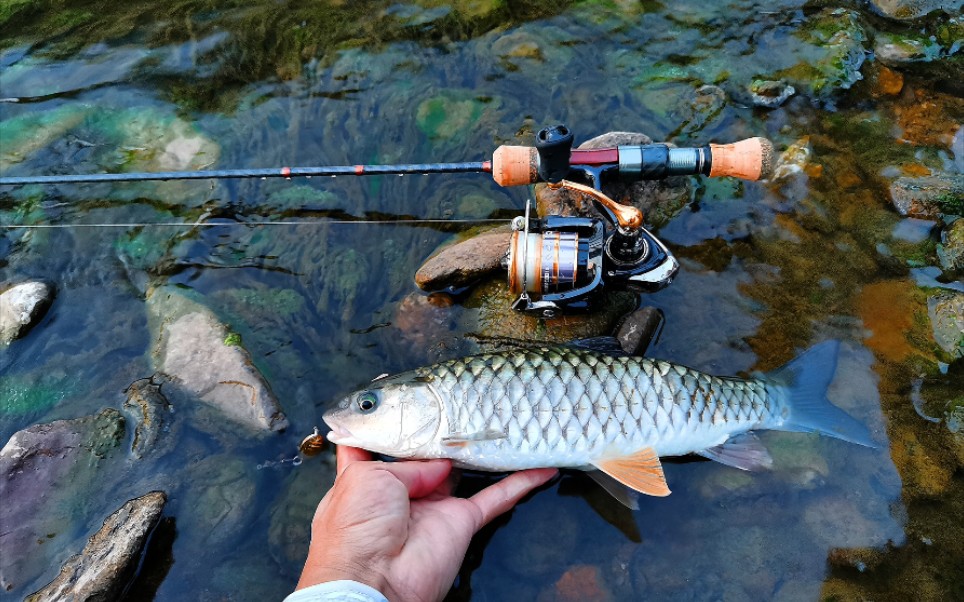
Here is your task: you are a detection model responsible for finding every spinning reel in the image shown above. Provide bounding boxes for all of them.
[499,125,772,316]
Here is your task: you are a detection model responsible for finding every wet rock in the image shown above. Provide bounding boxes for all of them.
[414,225,512,291]
[391,292,460,363]
[416,92,489,140]
[889,174,964,218]
[875,32,943,65]
[468,278,637,348]
[26,491,166,602]
[123,377,175,459]
[869,0,959,20]
[769,136,813,182]
[177,455,259,551]
[146,285,288,432]
[536,132,691,229]
[749,80,795,108]
[0,409,126,589]
[927,291,964,359]
[267,458,336,566]
[776,9,867,103]
[803,494,888,550]
[0,281,53,345]
[869,63,905,96]
[539,564,614,602]
[672,85,727,136]
[614,307,664,356]
[937,218,964,272]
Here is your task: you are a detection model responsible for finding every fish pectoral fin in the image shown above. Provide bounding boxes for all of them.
[586,470,641,510]
[440,429,506,447]
[591,447,671,497]
[696,432,773,471]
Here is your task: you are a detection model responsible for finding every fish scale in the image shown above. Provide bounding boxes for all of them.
[413,347,777,469]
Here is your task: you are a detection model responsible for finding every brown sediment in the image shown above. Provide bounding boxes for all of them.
[855,280,922,364]
[891,88,964,149]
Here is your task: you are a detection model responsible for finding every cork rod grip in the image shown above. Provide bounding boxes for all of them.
[491,145,539,187]
[708,137,774,181]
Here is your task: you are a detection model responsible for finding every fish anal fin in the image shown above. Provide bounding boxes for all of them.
[441,429,505,447]
[592,447,671,497]
[586,470,640,510]
[696,432,773,471]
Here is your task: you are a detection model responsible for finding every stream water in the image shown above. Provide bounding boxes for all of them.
[1,1,962,600]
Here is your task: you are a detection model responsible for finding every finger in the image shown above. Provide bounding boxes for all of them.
[468,468,558,529]
[377,460,453,499]
[336,445,373,475]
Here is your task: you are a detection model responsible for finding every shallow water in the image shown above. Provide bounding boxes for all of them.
[2,1,962,600]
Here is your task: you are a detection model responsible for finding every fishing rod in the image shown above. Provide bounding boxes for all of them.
[0,124,775,316]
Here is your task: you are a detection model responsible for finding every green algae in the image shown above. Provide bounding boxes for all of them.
[416,93,488,140]
[0,374,71,415]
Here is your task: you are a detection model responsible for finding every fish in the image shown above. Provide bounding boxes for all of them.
[323,340,874,508]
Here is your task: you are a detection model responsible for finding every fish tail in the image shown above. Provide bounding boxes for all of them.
[768,340,876,448]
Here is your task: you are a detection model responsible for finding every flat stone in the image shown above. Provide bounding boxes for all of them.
[869,0,958,20]
[414,225,512,291]
[890,174,964,219]
[749,80,795,108]
[26,492,166,602]
[770,137,813,181]
[614,307,664,356]
[0,281,53,345]
[928,291,964,359]
[147,286,288,432]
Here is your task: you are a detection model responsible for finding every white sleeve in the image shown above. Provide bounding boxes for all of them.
[282,580,389,602]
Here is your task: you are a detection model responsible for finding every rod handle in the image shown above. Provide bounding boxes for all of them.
[491,145,539,187]
[708,137,774,181]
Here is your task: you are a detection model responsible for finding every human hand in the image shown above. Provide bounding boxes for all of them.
[295,446,557,602]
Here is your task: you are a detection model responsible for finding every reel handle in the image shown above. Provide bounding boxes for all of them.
[491,137,775,186]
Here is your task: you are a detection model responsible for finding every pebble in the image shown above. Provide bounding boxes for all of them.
[0,281,53,345]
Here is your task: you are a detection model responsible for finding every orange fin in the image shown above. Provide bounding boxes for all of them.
[591,447,671,497]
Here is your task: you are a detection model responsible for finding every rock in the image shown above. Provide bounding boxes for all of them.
[803,494,889,550]
[25,492,166,602]
[937,218,964,272]
[468,278,637,348]
[0,281,53,345]
[0,409,126,589]
[928,291,964,359]
[870,64,905,96]
[123,377,176,459]
[769,137,813,181]
[177,455,259,551]
[889,174,964,218]
[869,0,960,20]
[146,285,288,432]
[497,503,581,578]
[536,132,691,229]
[267,459,336,566]
[749,80,795,108]
[777,9,867,102]
[416,92,488,140]
[540,564,614,602]
[673,85,727,136]
[875,32,943,65]
[614,307,664,356]
[414,225,512,291]
[391,292,461,364]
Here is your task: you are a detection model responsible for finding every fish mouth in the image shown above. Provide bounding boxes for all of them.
[323,415,352,444]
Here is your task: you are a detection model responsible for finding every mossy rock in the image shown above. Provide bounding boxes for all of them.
[416,93,488,140]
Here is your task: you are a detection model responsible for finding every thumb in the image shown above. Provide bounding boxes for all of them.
[376,460,453,499]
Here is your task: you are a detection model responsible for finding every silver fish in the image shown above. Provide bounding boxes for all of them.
[324,341,873,508]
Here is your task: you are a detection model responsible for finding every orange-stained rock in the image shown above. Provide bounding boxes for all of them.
[549,565,614,602]
[876,65,904,96]
[855,280,920,364]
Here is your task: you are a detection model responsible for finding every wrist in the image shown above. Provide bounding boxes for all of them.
[297,558,391,597]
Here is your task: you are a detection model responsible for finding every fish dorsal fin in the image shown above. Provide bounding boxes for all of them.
[696,432,773,471]
[591,447,671,497]
[586,470,641,510]
[440,429,506,447]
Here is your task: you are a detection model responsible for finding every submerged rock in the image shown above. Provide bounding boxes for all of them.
[26,491,166,602]
[146,285,288,432]
[777,9,867,102]
[869,0,960,20]
[889,174,964,218]
[749,80,795,108]
[177,454,259,551]
[927,291,964,359]
[123,377,176,459]
[0,409,126,590]
[0,281,53,345]
[769,136,813,182]
[937,218,964,273]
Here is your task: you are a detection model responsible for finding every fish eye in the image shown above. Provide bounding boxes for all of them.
[357,392,378,413]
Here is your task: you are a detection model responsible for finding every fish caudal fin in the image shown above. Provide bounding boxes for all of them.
[769,340,877,448]
[591,447,671,499]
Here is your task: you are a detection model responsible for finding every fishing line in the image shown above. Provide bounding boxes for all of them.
[0,218,510,229]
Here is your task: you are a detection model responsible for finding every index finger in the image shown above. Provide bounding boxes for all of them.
[336,445,373,475]
[469,468,558,529]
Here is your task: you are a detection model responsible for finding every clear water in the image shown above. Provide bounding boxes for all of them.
[1,1,962,600]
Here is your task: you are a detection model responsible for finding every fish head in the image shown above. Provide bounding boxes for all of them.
[323,372,441,457]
